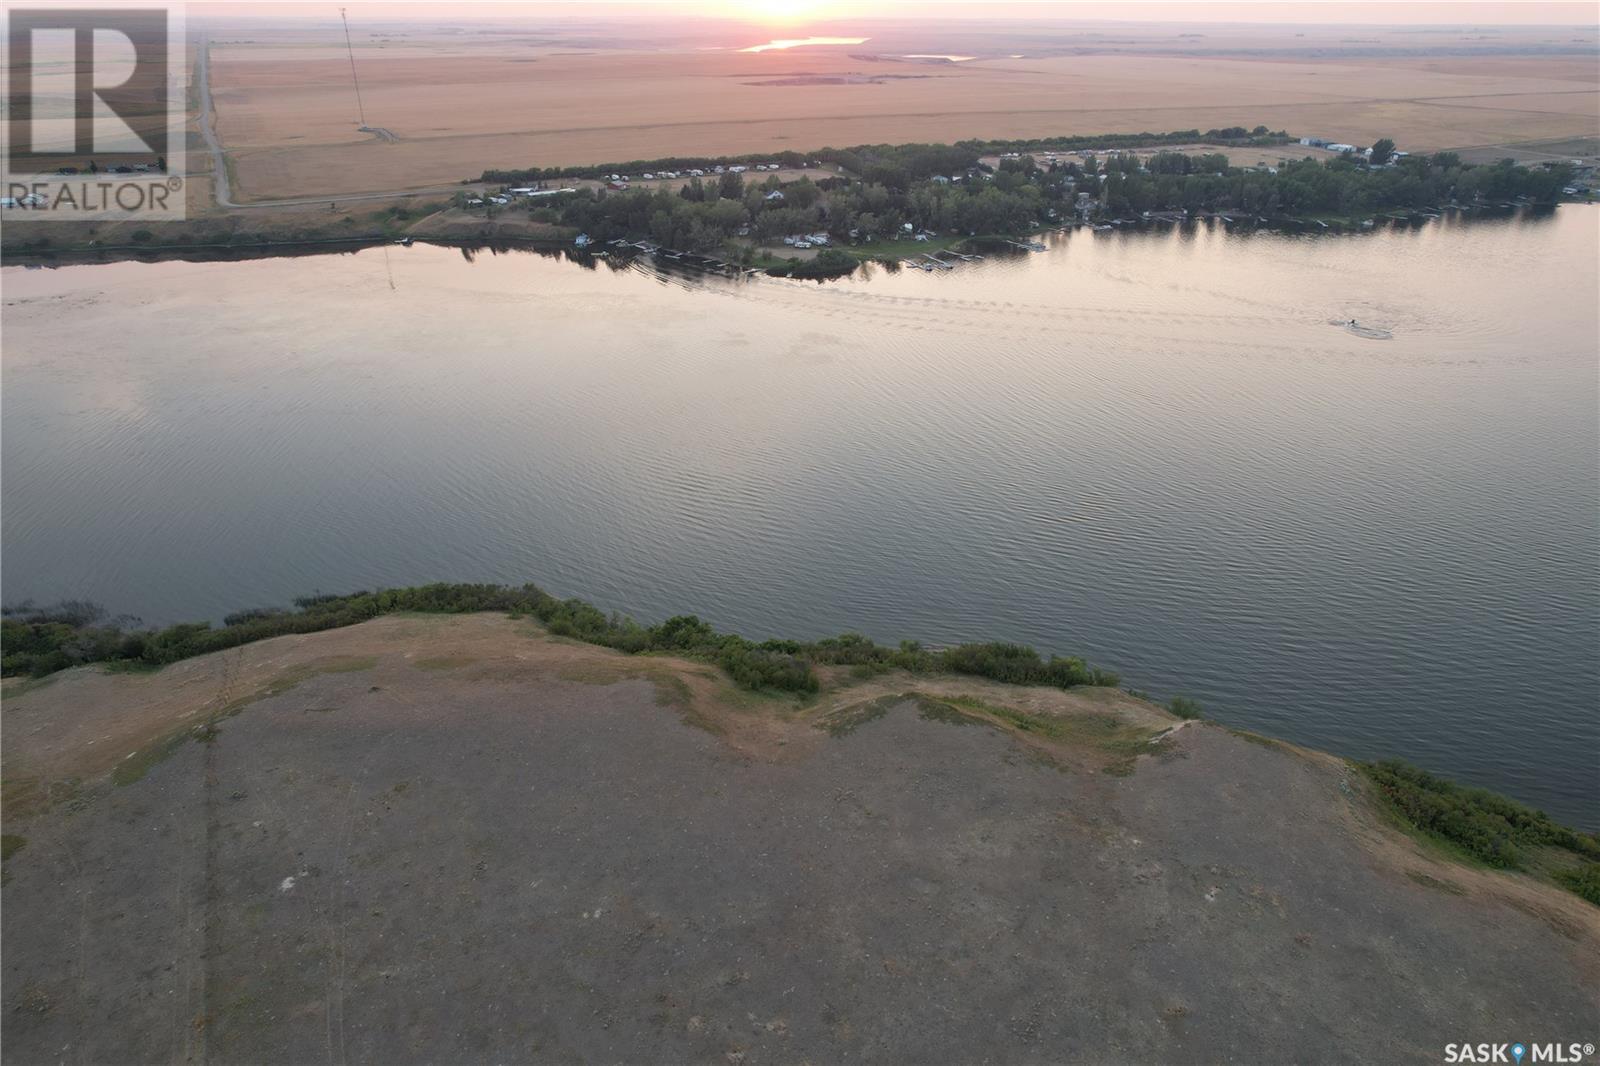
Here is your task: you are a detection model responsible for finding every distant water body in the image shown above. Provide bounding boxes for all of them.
[4,210,1597,825]
[737,36,868,53]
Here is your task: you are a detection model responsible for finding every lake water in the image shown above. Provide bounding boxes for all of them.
[4,211,1597,825]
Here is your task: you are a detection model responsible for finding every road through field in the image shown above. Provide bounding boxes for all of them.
[196,37,461,211]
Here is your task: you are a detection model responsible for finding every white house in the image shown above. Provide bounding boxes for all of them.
[764,190,784,201]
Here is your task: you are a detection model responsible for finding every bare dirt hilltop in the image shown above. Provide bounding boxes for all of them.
[2,614,1595,1063]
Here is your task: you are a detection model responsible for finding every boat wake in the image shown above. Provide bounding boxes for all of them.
[1330,318,1393,340]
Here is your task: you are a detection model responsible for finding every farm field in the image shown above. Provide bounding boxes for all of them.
[198,19,1600,201]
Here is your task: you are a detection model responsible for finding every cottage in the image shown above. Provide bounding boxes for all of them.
[764,190,785,201]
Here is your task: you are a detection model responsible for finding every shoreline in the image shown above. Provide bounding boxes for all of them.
[0,200,1574,272]
[6,582,1598,870]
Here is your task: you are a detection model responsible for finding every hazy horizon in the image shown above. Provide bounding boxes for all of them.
[186,1,1600,27]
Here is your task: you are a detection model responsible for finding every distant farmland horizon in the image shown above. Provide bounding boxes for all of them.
[196,16,1600,201]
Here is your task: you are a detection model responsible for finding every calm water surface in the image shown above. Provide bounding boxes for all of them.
[4,212,1597,824]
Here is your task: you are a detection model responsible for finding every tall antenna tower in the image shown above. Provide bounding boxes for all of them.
[339,7,368,127]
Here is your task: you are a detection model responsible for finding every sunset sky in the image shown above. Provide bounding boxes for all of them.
[186,1,1600,26]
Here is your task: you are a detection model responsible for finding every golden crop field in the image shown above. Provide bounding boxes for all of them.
[200,21,1600,202]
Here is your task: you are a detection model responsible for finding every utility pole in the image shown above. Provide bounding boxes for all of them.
[340,7,368,127]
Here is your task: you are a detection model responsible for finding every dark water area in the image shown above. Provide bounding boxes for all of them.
[4,210,1597,825]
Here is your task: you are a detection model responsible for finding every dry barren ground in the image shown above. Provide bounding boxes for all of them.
[2,613,1595,1063]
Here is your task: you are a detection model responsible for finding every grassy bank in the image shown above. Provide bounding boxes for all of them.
[1,583,1118,697]
[1360,760,1600,904]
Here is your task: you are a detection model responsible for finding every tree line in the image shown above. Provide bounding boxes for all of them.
[483,135,1576,270]
[474,127,1291,185]
[1,584,1118,695]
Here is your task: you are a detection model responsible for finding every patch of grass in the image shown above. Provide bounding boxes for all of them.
[1168,696,1204,720]
[1,833,27,861]
[556,659,694,711]
[216,657,376,719]
[938,695,1157,757]
[916,697,983,727]
[1554,862,1600,907]
[2,674,61,698]
[819,697,895,737]
[112,656,381,788]
[413,654,476,671]
[1228,727,1284,751]
[303,706,336,714]
[111,729,195,787]
[649,672,693,709]
[1360,760,1600,906]
[318,655,379,673]
[557,658,719,733]
[1406,869,1468,895]
[101,659,162,675]
[915,694,1158,774]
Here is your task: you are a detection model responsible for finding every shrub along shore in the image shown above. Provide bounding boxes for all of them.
[0,583,1118,692]
[3,581,1596,905]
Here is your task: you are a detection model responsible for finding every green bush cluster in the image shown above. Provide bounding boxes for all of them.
[1555,863,1600,907]
[475,129,1286,186]
[2,584,1121,700]
[477,131,1574,270]
[1361,760,1600,874]
[769,249,859,279]
[1167,696,1204,720]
